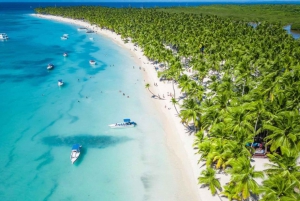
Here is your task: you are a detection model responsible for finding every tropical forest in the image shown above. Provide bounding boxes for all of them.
[35,5,300,201]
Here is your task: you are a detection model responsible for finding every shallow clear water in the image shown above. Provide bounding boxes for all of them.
[0,12,179,201]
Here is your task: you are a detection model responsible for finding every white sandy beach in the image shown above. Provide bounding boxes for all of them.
[32,13,269,201]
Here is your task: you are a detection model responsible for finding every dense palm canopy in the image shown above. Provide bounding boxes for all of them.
[35,5,300,200]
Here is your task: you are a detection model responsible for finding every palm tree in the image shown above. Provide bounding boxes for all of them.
[264,110,300,152]
[227,157,264,200]
[260,175,300,201]
[145,83,155,97]
[170,97,179,115]
[221,182,241,201]
[198,167,222,196]
[180,98,201,131]
[265,147,300,188]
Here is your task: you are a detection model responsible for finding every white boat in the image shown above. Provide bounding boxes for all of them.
[63,34,69,37]
[89,37,94,41]
[47,63,54,70]
[61,36,68,40]
[109,119,136,128]
[77,27,87,31]
[58,79,64,86]
[63,52,68,57]
[0,33,9,40]
[89,60,96,65]
[70,144,81,164]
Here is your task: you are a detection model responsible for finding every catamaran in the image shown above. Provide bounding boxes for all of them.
[109,119,136,128]
[70,144,81,164]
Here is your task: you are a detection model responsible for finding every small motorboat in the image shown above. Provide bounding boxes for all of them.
[47,63,54,70]
[89,60,96,65]
[89,37,94,41]
[109,119,136,129]
[86,30,94,33]
[58,79,64,86]
[70,144,81,164]
[61,36,68,40]
[63,52,68,57]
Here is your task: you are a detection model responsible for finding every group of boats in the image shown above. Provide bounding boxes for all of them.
[0,33,9,40]
[70,119,136,164]
[53,30,130,164]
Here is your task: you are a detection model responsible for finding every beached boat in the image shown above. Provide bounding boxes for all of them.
[109,119,136,128]
[89,60,96,65]
[63,52,68,57]
[86,30,94,33]
[47,63,54,70]
[0,33,9,40]
[77,27,87,31]
[70,144,81,164]
[58,79,64,86]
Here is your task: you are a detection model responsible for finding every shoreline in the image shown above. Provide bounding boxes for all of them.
[32,13,204,200]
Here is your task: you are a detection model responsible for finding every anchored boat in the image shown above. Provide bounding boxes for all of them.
[47,63,54,70]
[109,119,136,128]
[58,79,64,86]
[70,144,81,164]
[89,60,96,65]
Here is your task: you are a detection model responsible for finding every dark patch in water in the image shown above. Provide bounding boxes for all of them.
[141,175,151,190]
[31,114,63,140]
[4,147,15,168]
[67,67,78,74]
[35,150,54,170]
[68,114,79,124]
[42,181,58,201]
[41,135,131,149]
[5,127,30,167]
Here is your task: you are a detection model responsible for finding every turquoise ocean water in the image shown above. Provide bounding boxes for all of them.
[0,9,180,201]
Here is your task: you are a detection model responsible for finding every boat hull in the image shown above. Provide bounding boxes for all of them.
[108,124,135,128]
[70,152,80,164]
